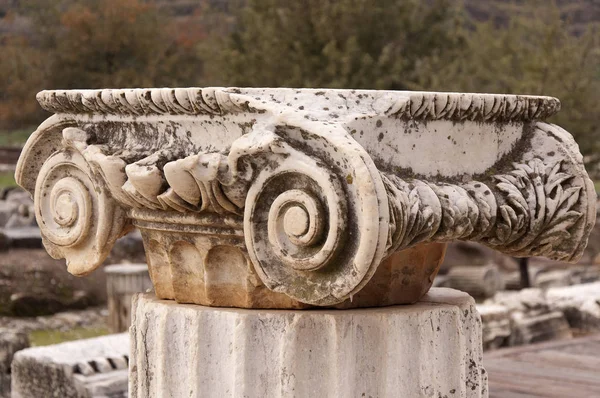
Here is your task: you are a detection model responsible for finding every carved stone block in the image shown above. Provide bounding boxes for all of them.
[11,333,129,398]
[547,282,600,331]
[16,88,596,308]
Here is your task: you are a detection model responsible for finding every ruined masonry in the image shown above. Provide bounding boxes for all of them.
[14,88,597,397]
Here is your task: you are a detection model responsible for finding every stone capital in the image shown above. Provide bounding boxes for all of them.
[16,88,596,307]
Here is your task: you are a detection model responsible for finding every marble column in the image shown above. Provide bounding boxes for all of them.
[130,289,486,397]
[16,88,596,397]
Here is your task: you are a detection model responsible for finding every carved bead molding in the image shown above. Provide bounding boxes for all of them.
[16,88,596,306]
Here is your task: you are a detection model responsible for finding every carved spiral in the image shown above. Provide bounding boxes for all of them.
[42,176,92,246]
[245,160,347,303]
[268,189,325,262]
[244,136,388,306]
[34,148,127,276]
[266,182,343,272]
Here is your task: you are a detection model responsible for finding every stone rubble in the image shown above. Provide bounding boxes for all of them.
[439,261,600,296]
[0,253,107,317]
[444,264,505,299]
[481,288,572,346]
[546,281,600,332]
[11,333,129,398]
[0,187,35,230]
[0,187,39,252]
[490,288,549,313]
[478,282,600,350]
[476,304,511,350]
[0,227,41,251]
[502,265,600,291]
[534,269,575,290]
[508,310,572,345]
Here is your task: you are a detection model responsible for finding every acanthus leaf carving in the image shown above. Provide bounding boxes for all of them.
[383,155,587,263]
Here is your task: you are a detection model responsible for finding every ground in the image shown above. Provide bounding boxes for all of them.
[0,249,107,316]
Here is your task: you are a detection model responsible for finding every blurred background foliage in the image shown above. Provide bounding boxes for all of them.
[0,0,599,169]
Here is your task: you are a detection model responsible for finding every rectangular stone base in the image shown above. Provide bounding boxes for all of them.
[130,288,488,397]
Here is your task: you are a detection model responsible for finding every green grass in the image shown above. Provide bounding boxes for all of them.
[0,126,35,147]
[595,180,600,194]
[0,172,17,188]
[28,327,111,347]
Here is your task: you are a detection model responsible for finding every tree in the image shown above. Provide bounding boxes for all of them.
[205,0,466,89]
[413,1,600,167]
[43,0,203,89]
[0,35,46,128]
[0,0,207,129]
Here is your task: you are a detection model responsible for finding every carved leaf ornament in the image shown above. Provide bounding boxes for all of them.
[15,88,596,305]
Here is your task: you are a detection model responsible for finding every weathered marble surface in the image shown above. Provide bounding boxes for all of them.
[130,288,487,398]
[547,282,600,331]
[16,88,596,307]
[11,333,128,398]
[485,288,573,346]
[105,263,152,333]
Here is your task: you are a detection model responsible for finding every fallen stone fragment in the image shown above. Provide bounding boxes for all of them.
[0,227,41,251]
[489,288,549,313]
[476,304,511,350]
[486,288,572,346]
[11,333,128,398]
[509,310,572,345]
[534,269,574,289]
[446,264,505,298]
[547,282,600,332]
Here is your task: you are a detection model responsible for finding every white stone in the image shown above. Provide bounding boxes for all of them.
[11,333,129,398]
[130,289,488,398]
[15,88,597,307]
[534,269,574,289]
[547,281,600,304]
[489,288,549,313]
[547,282,600,331]
[476,304,511,350]
[485,288,573,345]
[446,264,505,298]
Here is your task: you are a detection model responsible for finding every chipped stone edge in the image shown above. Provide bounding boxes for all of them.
[36,88,560,122]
